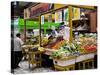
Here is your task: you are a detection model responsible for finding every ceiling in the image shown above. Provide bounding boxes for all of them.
[11,1,39,19]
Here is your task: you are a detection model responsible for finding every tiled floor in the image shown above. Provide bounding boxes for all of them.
[14,61,54,74]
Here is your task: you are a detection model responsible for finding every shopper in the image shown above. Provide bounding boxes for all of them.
[12,33,24,69]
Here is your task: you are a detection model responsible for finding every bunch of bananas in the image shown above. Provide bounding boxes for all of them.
[41,37,48,46]
[38,47,44,51]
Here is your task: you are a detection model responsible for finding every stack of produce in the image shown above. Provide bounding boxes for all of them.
[25,39,33,45]
[50,43,83,59]
[45,36,64,49]
[41,37,49,46]
[81,45,96,53]
[78,34,97,53]
[25,35,39,45]
[51,40,66,49]
[38,47,44,51]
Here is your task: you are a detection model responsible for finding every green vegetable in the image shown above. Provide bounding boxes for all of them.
[50,42,83,59]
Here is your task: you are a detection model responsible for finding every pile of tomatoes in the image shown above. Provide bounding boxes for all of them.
[81,45,97,53]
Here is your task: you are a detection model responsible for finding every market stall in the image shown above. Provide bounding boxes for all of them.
[22,3,97,71]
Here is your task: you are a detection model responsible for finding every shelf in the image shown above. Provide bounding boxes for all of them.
[72,18,88,21]
[72,29,89,32]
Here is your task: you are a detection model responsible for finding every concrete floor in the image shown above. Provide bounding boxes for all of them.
[13,61,54,74]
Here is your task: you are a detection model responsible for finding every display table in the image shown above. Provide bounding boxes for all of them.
[22,45,46,68]
[22,44,39,59]
[53,52,96,71]
[22,44,39,50]
[22,45,97,70]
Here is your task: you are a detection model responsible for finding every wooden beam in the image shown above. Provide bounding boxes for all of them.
[69,4,95,10]
[68,5,73,43]
[27,3,40,9]
[24,19,26,42]
[39,15,41,47]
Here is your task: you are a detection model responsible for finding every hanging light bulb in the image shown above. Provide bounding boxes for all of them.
[81,12,85,16]
[81,12,85,18]
[80,12,86,20]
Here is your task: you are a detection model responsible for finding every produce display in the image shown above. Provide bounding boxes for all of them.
[38,47,44,51]
[81,45,96,53]
[24,31,97,60]
[45,36,64,49]
[41,37,49,46]
[78,33,97,53]
[51,40,66,49]
[50,43,83,59]
[25,35,39,45]
[50,33,97,59]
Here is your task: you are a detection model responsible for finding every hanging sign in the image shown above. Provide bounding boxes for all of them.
[64,8,69,22]
[55,12,58,23]
[55,11,62,23]
[41,15,44,25]
[73,8,80,20]
[48,14,52,22]
[24,8,30,19]
[29,3,50,18]
[58,11,62,23]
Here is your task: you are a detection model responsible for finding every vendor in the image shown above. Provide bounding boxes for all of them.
[59,22,70,42]
[50,26,58,38]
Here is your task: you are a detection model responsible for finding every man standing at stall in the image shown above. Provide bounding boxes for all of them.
[12,33,24,69]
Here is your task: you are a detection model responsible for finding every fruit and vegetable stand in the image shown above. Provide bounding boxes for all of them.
[43,47,96,71]
[43,33,97,70]
[23,4,97,70]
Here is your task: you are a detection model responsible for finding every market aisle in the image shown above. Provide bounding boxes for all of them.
[14,61,54,74]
